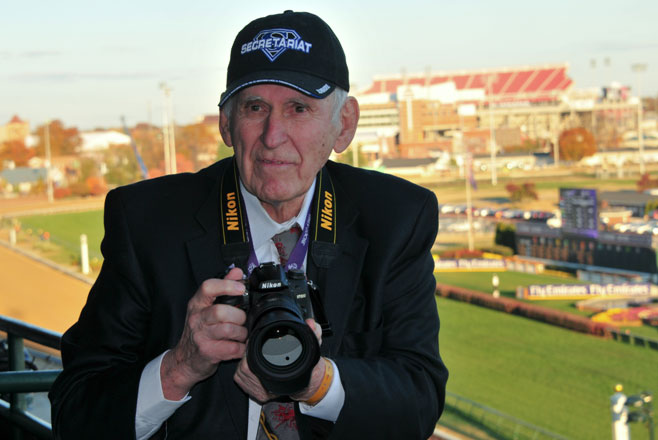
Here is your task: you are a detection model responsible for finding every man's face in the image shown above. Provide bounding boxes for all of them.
[220,84,346,215]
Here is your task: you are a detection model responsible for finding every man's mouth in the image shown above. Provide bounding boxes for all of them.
[260,159,292,165]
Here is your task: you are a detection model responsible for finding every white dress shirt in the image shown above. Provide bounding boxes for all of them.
[135,179,345,440]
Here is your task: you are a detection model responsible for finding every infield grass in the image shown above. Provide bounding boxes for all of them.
[437,296,658,439]
[436,271,658,339]
[18,210,104,261]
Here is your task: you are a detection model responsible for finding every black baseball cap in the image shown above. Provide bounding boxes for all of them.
[219,10,349,107]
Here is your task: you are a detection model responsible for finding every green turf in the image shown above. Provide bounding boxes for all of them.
[436,270,658,340]
[18,210,104,260]
[437,296,658,439]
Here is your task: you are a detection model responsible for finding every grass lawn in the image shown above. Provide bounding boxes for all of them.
[437,296,658,439]
[435,271,658,339]
[437,270,590,315]
[18,210,104,261]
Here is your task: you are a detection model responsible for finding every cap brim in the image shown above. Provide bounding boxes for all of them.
[219,70,336,107]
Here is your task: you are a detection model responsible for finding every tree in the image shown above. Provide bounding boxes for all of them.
[33,120,81,156]
[645,199,658,217]
[558,127,596,161]
[505,182,538,202]
[494,223,517,253]
[177,123,218,170]
[103,144,141,186]
[0,140,35,168]
[636,173,658,192]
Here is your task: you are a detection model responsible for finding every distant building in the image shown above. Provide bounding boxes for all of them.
[79,130,131,152]
[0,115,30,144]
[0,167,47,194]
[354,63,638,160]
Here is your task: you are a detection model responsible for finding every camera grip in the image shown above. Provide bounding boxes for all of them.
[214,294,248,310]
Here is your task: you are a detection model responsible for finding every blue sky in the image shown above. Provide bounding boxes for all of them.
[2,0,657,130]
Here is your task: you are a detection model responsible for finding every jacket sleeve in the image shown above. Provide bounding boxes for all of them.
[320,190,448,439]
[49,188,152,440]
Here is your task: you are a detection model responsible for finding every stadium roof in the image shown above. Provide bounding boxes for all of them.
[359,63,573,104]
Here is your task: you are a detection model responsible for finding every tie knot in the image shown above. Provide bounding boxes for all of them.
[272,225,301,265]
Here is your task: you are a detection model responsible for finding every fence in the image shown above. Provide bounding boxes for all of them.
[439,392,570,440]
[0,315,61,439]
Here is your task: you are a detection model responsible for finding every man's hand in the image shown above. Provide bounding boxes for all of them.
[233,318,326,404]
[161,268,247,400]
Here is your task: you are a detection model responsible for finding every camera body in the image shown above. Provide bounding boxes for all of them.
[216,262,321,395]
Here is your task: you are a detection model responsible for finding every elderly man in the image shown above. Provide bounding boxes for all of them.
[50,10,447,439]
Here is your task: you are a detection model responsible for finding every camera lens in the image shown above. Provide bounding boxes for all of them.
[261,326,303,367]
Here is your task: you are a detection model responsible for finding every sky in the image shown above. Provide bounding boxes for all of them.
[2,0,658,130]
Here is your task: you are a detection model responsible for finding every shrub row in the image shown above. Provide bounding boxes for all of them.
[435,283,615,337]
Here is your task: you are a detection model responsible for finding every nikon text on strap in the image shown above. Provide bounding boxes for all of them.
[219,158,337,271]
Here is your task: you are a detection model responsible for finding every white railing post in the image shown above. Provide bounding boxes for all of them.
[80,234,90,275]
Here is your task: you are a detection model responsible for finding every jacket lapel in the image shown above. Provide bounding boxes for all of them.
[308,168,368,356]
[184,160,248,438]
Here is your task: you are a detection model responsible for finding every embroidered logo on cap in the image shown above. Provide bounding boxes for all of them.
[241,28,312,61]
[316,84,331,94]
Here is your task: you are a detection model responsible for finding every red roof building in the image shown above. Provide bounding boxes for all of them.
[359,63,573,105]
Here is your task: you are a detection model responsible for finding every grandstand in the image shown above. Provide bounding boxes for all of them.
[354,63,638,160]
[359,63,573,105]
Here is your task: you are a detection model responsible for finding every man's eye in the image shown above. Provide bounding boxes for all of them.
[249,104,262,112]
[294,105,307,113]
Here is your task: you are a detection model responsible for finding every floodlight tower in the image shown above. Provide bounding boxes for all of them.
[631,63,647,175]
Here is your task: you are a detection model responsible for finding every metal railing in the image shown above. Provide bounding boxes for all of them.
[0,315,61,439]
[439,391,570,440]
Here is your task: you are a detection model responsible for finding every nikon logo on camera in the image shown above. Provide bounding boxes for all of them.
[320,191,333,231]
[225,192,240,231]
[260,281,283,289]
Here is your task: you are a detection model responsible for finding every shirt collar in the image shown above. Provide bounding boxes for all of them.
[240,179,317,250]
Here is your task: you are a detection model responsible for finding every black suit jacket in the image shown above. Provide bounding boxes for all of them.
[49,158,448,439]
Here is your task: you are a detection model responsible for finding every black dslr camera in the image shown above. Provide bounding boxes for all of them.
[215,263,331,395]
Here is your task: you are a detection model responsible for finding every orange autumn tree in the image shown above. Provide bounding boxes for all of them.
[558,127,596,161]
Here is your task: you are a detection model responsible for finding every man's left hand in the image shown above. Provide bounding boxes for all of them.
[233,319,326,403]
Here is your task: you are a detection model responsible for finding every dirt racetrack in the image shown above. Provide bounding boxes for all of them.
[0,243,90,334]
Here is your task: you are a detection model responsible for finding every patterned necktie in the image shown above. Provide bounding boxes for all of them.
[256,226,302,440]
[272,225,302,266]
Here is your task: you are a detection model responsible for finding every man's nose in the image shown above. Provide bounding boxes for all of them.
[262,112,287,148]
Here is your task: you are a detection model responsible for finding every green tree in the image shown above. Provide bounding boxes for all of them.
[104,144,141,186]
[645,199,658,217]
[494,222,517,253]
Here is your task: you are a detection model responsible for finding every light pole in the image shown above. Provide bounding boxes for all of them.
[159,82,177,174]
[631,63,647,175]
[486,74,498,186]
[44,120,54,203]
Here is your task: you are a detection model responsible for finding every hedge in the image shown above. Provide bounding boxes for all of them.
[435,283,615,337]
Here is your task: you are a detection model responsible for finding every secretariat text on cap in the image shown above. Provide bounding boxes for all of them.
[219,10,349,107]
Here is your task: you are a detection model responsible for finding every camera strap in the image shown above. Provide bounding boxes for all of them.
[218,158,337,274]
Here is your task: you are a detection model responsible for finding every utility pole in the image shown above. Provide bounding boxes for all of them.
[160,82,177,174]
[632,63,647,175]
[44,120,54,203]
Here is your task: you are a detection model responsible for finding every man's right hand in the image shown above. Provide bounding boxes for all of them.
[160,267,247,400]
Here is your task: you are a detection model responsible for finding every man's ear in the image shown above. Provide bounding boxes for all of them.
[219,109,233,147]
[333,96,360,154]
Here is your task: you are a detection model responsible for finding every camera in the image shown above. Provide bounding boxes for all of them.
[215,263,326,395]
